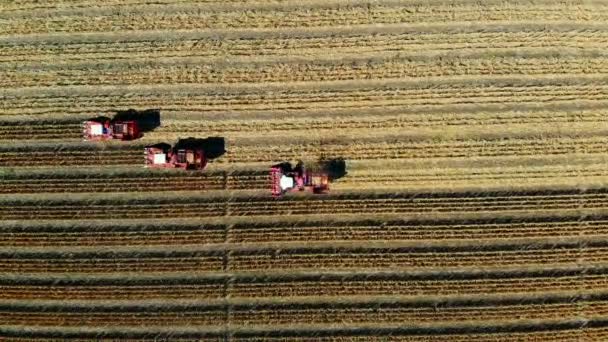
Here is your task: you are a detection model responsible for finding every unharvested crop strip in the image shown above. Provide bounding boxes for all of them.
[4,30,608,65]
[5,56,608,88]
[4,109,608,142]
[4,82,608,118]
[3,3,608,35]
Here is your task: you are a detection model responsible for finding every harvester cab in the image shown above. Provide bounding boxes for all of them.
[271,161,329,197]
[145,138,208,170]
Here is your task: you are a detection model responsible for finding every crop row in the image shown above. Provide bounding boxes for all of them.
[3,30,607,64]
[344,167,608,186]
[4,326,608,342]
[0,0,215,12]
[2,189,608,220]
[0,171,268,193]
[0,149,142,167]
[5,109,608,142]
[4,3,608,35]
[5,57,608,88]
[2,267,607,300]
[4,216,608,247]
[2,295,608,327]
[152,110,608,132]
[4,83,607,116]
[3,241,608,273]
[2,136,606,167]
[226,137,607,162]
[0,121,81,140]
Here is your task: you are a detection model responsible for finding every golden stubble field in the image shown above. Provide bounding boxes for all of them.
[2,0,608,340]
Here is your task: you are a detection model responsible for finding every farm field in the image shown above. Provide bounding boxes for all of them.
[2,0,608,340]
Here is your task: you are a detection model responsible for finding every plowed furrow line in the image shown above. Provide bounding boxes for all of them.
[1,193,606,220]
[3,31,608,63]
[3,85,607,116]
[6,58,608,87]
[4,5,608,35]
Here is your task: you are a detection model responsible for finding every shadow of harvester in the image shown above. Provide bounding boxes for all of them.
[321,158,347,181]
[114,108,161,133]
[176,137,226,161]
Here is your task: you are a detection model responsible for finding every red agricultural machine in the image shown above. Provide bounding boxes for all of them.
[271,161,331,197]
[83,109,160,141]
[145,137,225,171]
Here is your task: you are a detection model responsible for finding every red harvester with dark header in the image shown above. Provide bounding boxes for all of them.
[145,138,208,170]
[83,109,160,141]
[83,117,141,141]
[271,161,329,197]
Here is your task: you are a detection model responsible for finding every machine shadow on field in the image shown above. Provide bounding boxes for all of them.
[114,108,161,133]
[321,157,348,182]
[193,136,226,160]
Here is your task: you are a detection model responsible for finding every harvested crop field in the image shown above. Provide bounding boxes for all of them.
[2,0,608,340]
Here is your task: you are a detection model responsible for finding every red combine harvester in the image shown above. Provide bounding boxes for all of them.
[145,138,208,170]
[82,109,160,141]
[271,161,329,197]
[83,117,141,141]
